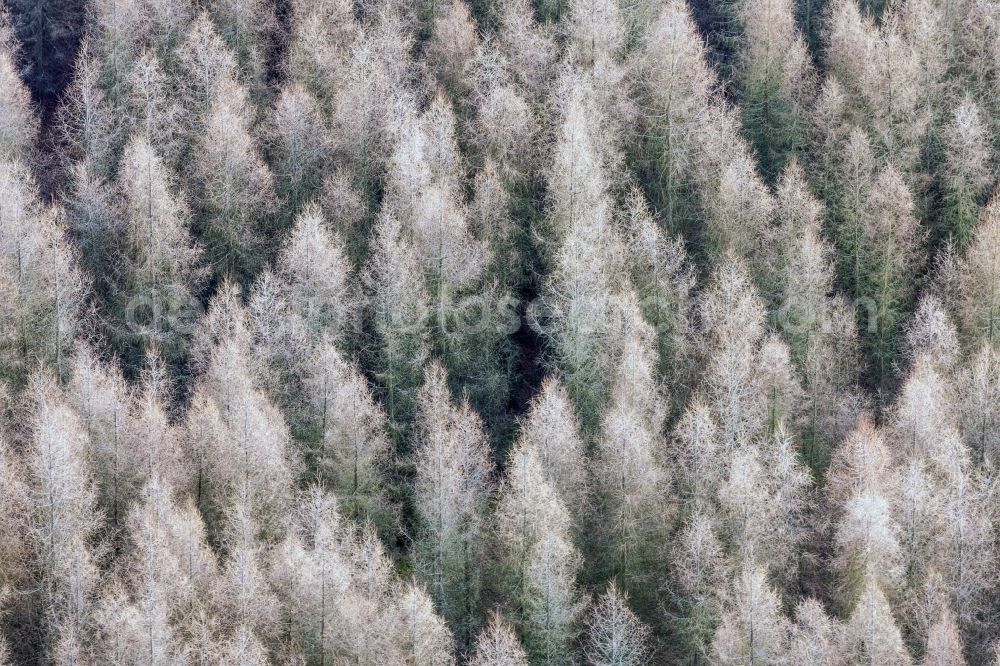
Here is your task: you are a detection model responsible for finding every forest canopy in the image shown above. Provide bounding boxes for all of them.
[0,0,998,663]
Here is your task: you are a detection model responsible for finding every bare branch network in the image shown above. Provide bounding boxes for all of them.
[0,0,996,663]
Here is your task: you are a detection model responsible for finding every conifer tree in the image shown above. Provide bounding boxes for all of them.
[191,76,276,284]
[469,613,530,666]
[825,126,876,297]
[0,429,33,660]
[126,51,185,170]
[620,187,696,404]
[827,418,903,605]
[521,529,586,665]
[786,599,844,665]
[56,45,121,180]
[273,204,356,348]
[412,362,492,648]
[426,0,478,97]
[267,84,331,218]
[116,135,204,369]
[215,485,281,655]
[495,0,557,99]
[95,475,218,664]
[697,257,768,449]
[364,211,432,430]
[206,0,275,98]
[268,488,401,664]
[928,433,996,633]
[185,282,298,535]
[719,423,810,585]
[513,376,588,528]
[0,161,86,384]
[956,343,999,462]
[671,397,723,517]
[825,0,926,167]
[842,578,913,665]
[542,134,622,430]
[300,342,392,526]
[666,512,728,659]
[737,0,814,180]
[592,295,670,606]
[584,583,650,666]
[177,13,239,131]
[940,98,992,250]
[494,437,583,662]
[923,604,967,666]
[702,150,775,266]
[384,97,514,430]
[470,43,539,183]
[711,561,789,665]
[857,166,924,388]
[283,0,356,105]
[772,180,860,461]
[544,74,614,255]
[25,371,100,657]
[947,196,1000,348]
[640,0,715,233]
[0,14,37,162]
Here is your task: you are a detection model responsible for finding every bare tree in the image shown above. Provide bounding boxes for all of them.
[0,162,86,384]
[513,376,589,528]
[711,561,789,665]
[267,84,332,216]
[593,295,670,603]
[469,613,530,666]
[584,583,650,666]
[191,76,276,284]
[412,362,492,648]
[364,211,431,428]
[0,11,36,161]
[940,98,992,249]
[117,135,204,365]
[25,371,100,657]
[786,598,844,665]
[842,577,913,665]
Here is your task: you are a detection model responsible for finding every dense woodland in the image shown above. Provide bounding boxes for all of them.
[0,0,996,663]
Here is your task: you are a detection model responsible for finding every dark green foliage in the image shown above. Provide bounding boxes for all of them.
[7,0,83,112]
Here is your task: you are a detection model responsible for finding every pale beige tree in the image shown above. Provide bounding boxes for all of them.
[512,376,588,527]
[522,529,586,665]
[301,342,392,524]
[711,561,789,665]
[786,598,844,665]
[585,583,650,666]
[395,581,456,665]
[956,343,1000,461]
[640,0,716,232]
[117,135,204,362]
[667,512,728,658]
[947,196,1000,348]
[25,371,100,654]
[469,613,530,666]
[0,161,86,383]
[0,15,36,161]
[593,295,671,598]
[364,211,432,426]
[923,604,967,666]
[941,98,992,249]
[192,76,276,282]
[412,362,492,647]
[842,578,913,666]
[426,0,478,95]
[620,187,696,401]
[697,257,768,450]
[267,84,332,213]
